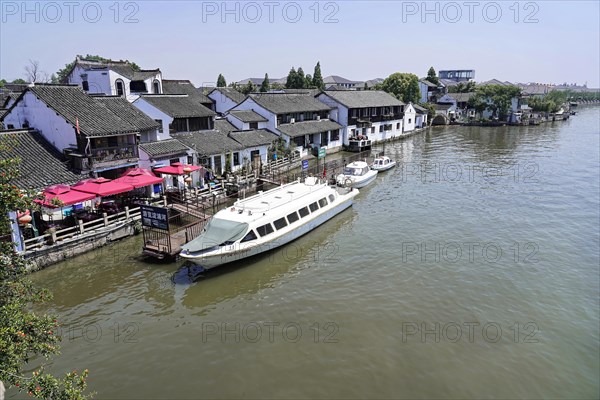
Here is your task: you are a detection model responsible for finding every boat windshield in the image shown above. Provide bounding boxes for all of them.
[344,167,363,176]
[181,218,249,253]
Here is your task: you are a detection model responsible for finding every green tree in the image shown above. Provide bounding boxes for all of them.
[304,74,313,89]
[217,74,227,88]
[312,61,324,90]
[0,79,6,88]
[241,81,256,95]
[426,67,439,85]
[285,67,298,89]
[296,68,306,89]
[448,81,476,93]
[259,73,270,92]
[380,72,420,103]
[11,79,27,84]
[0,139,90,399]
[418,102,437,123]
[468,84,521,119]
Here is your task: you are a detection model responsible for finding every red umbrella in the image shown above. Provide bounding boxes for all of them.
[154,162,200,176]
[34,184,96,208]
[113,168,164,189]
[71,177,134,197]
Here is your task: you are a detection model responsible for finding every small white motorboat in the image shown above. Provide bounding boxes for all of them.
[371,156,396,172]
[336,161,378,189]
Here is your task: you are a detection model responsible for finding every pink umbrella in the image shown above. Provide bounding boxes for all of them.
[34,184,96,208]
[113,168,164,188]
[71,177,134,197]
[154,162,200,176]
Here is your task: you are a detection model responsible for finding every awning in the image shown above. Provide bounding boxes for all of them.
[113,168,164,189]
[34,184,96,208]
[71,177,135,196]
[153,162,201,176]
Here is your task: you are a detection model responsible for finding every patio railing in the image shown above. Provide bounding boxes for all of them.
[22,198,166,252]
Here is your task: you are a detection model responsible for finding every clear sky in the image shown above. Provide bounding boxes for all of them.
[1,0,599,87]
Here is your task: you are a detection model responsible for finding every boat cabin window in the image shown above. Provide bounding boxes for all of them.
[298,207,310,218]
[328,194,335,202]
[309,202,319,212]
[241,230,257,243]
[273,217,288,230]
[256,223,274,237]
[287,211,299,224]
[318,198,328,208]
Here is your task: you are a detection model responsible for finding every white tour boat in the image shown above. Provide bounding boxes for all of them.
[371,156,396,172]
[179,177,358,268]
[336,161,378,189]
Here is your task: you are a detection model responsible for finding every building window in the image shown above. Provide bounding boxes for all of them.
[396,123,400,130]
[351,109,357,118]
[379,125,383,133]
[199,157,210,167]
[249,122,258,129]
[293,136,304,147]
[250,150,260,163]
[153,80,161,94]
[321,132,328,146]
[187,156,194,165]
[130,81,147,93]
[371,127,375,134]
[82,80,89,91]
[233,152,240,166]
[115,79,124,97]
[408,118,412,123]
[155,119,163,133]
[331,129,340,141]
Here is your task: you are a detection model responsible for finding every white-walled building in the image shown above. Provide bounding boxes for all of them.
[64,57,163,102]
[133,94,216,141]
[2,84,159,178]
[162,80,214,110]
[403,103,416,133]
[414,104,429,128]
[230,93,342,156]
[316,90,405,148]
[226,109,268,131]
[208,87,246,114]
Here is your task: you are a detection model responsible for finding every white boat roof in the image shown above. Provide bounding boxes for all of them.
[217,177,333,223]
[347,161,369,168]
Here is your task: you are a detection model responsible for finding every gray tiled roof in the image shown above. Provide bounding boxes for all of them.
[277,120,342,138]
[249,93,331,114]
[139,94,216,118]
[324,75,361,84]
[209,87,246,104]
[447,92,475,102]
[173,130,243,156]
[228,109,268,123]
[419,79,438,88]
[274,89,321,96]
[139,139,190,158]
[214,119,238,134]
[320,90,404,108]
[413,104,427,113]
[93,96,159,132]
[0,129,84,190]
[6,85,154,137]
[229,129,278,147]
[162,80,212,105]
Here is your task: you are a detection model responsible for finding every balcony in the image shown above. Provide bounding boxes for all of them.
[90,145,138,168]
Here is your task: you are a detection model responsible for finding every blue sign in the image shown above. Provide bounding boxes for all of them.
[141,205,169,230]
[302,160,309,170]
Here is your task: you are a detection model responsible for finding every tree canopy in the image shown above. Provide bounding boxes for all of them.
[378,73,420,103]
[0,139,90,399]
[216,74,227,87]
[468,84,522,118]
[426,67,439,85]
[312,62,324,90]
[260,74,270,92]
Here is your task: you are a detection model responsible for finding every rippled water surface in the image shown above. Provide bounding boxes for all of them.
[26,107,599,399]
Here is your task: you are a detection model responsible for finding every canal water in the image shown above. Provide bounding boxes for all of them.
[25,107,599,399]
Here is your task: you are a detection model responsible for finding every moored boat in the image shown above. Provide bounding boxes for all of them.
[179,177,358,268]
[371,156,396,172]
[336,161,378,189]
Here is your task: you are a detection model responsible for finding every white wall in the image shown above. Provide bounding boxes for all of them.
[231,99,280,136]
[209,91,239,114]
[132,98,173,140]
[3,92,77,152]
[403,103,416,132]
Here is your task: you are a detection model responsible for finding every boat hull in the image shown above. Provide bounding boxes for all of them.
[180,195,356,268]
